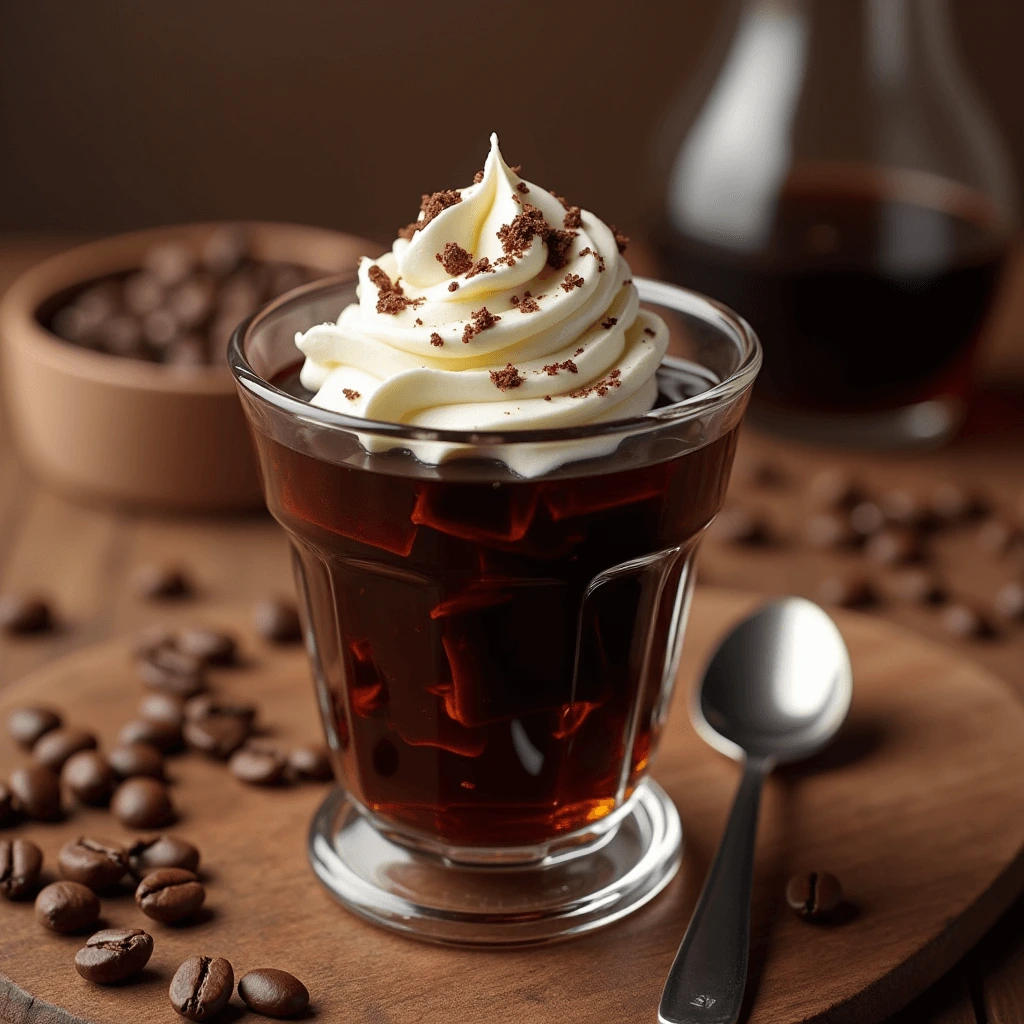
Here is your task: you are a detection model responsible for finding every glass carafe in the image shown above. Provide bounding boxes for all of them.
[650,0,1017,448]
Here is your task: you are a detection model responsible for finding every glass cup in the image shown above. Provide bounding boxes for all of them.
[229,276,760,945]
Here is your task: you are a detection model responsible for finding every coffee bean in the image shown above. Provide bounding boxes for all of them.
[139,691,186,727]
[0,782,13,826]
[35,880,100,933]
[119,717,184,754]
[786,871,843,921]
[230,742,287,786]
[817,573,877,609]
[977,519,1024,556]
[864,527,923,566]
[169,276,215,329]
[132,624,177,659]
[33,727,98,772]
[58,837,129,890]
[143,307,178,348]
[108,742,165,780]
[930,481,987,525]
[802,513,855,549]
[137,646,207,698]
[170,955,235,1021]
[709,506,772,545]
[144,242,194,288]
[0,594,54,635]
[252,598,303,643]
[942,602,998,640]
[0,838,43,899]
[177,627,238,666]
[62,750,116,806]
[7,706,62,748]
[112,777,175,829]
[183,700,254,760]
[808,469,864,510]
[288,745,333,783]
[849,500,886,538]
[202,226,249,277]
[75,928,154,984]
[880,488,932,529]
[128,835,200,879]
[98,314,144,356]
[9,763,62,820]
[134,562,193,601]
[882,568,947,606]
[994,581,1024,621]
[166,335,207,367]
[184,694,256,724]
[135,867,205,923]
[238,968,310,1018]
[123,272,165,317]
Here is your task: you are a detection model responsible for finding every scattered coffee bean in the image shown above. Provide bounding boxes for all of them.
[144,242,194,288]
[808,469,863,510]
[802,513,855,549]
[119,717,184,754]
[139,691,186,727]
[134,563,193,601]
[0,782,13,825]
[879,488,932,529]
[128,835,200,879]
[33,727,98,772]
[184,694,257,724]
[61,750,116,806]
[786,871,843,921]
[882,568,947,606]
[183,699,255,760]
[135,867,205,923]
[178,627,238,666]
[35,880,100,933]
[941,602,997,640]
[864,527,923,566]
[8,763,62,820]
[132,624,177,659]
[977,519,1024,556]
[288,745,334,783]
[0,594,55,635]
[75,928,154,984]
[111,777,175,829]
[170,955,235,1021]
[252,598,303,643]
[238,968,310,1018]
[930,481,987,524]
[230,742,287,786]
[849,500,886,538]
[58,837,129,890]
[994,581,1024,621]
[7,706,62,748]
[710,506,773,546]
[817,573,877,609]
[137,646,207,698]
[108,742,165,780]
[0,838,43,899]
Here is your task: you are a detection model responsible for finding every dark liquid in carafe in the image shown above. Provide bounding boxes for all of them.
[657,168,1009,412]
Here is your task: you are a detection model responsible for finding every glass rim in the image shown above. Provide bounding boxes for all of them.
[228,273,762,446]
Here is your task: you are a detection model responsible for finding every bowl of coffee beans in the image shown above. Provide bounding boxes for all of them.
[0,222,379,510]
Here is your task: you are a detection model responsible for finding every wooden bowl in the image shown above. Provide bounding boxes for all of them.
[0,222,380,512]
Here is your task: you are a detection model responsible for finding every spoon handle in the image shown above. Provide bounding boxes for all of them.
[658,758,767,1024]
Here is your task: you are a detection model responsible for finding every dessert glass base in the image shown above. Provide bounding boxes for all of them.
[308,779,682,946]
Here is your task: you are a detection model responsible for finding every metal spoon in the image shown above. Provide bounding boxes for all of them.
[659,597,852,1024]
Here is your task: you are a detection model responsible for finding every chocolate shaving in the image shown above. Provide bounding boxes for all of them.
[430,332,444,347]
[610,225,630,253]
[511,291,540,314]
[563,206,582,229]
[462,306,501,343]
[570,368,621,399]
[367,265,424,315]
[448,281,460,292]
[490,363,523,391]
[542,360,579,376]
[561,273,585,292]
[643,327,655,337]
[601,317,618,329]
[516,181,529,194]
[342,388,361,401]
[436,242,474,276]
[579,246,605,271]
[465,256,496,279]
[397,189,463,240]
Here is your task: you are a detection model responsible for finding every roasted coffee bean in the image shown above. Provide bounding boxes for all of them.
[123,271,164,317]
[170,955,235,1021]
[7,706,62,748]
[252,598,303,643]
[143,242,194,288]
[202,225,249,277]
[128,834,200,879]
[238,968,309,1018]
[143,308,178,348]
[882,568,947,606]
[994,581,1024,621]
[183,702,254,760]
[139,691,186,726]
[977,519,1024,556]
[0,782,13,825]
[9,763,62,820]
[62,750,116,806]
[808,469,863,510]
[33,727,98,772]
[119,717,184,754]
[230,742,287,786]
[58,837,129,890]
[177,627,238,666]
[184,694,256,724]
[131,624,177,659]
[879,488,932,529]
[35,880,100,933]
[98,314,144,356]
[709,506,772,545]
[802,513,855,549]
[864,527,923,566]
[0,593,54,635]
[168,276,215,330]
[166,336,206,367]
[786,871,843,921]
[134,562,193,600]
[849,500,886,538]
[817,573,877,609]
[135,867,205,923]
[108,742,165,780]
[287,745,333,783]
[942,602,998,640]
[137,646,207,698]
[75,928,154,984]
[930,481,987,524]
[0,838,43,899]
[111,777,175,829]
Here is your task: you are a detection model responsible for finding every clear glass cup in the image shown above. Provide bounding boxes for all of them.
[229,275,760,945]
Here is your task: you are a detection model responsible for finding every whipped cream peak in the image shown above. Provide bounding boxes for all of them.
[295,134,669,476]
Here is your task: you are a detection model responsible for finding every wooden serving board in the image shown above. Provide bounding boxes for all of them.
[1,588,1024,1024]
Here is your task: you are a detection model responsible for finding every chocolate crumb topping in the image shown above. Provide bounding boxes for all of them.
[643,326,655,337]
[430,332,444,347]
[561,273,585,292]
[436,242,474,276]
[510,164,522,175]
[497,203,548,259]
[516,182,529,194]
[542,360,579,376]
[472,170,484,184]
[462,306,501,343]
[368,265,424,315]
[610,225,630,253]
[623,279,633,286]
[601,317,618,329]
[342,388,361,401]
[465,256,496,279]
[490,363,523,391]
[545,228,577,269]
[510,193,521,205]
[415,318,423,326]
[578,246,606,271]
[398,189,463,240]
[563,206,582,229]
[549,189,569,209]
[494,254,517,267]
[511,291,541,314]
[574,347,584,356]
[448,281,460,292]
[570,368,621,399]
[544,395,552,401]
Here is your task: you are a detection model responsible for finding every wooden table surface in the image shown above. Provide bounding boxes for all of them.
[1,235,1023,1024]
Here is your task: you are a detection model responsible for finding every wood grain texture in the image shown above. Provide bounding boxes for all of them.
[0,591,1023,1024]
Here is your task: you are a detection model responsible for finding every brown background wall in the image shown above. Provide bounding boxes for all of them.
[1,1,1021,245]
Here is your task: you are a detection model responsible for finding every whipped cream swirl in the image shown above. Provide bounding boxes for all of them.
[295,134,669,476]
